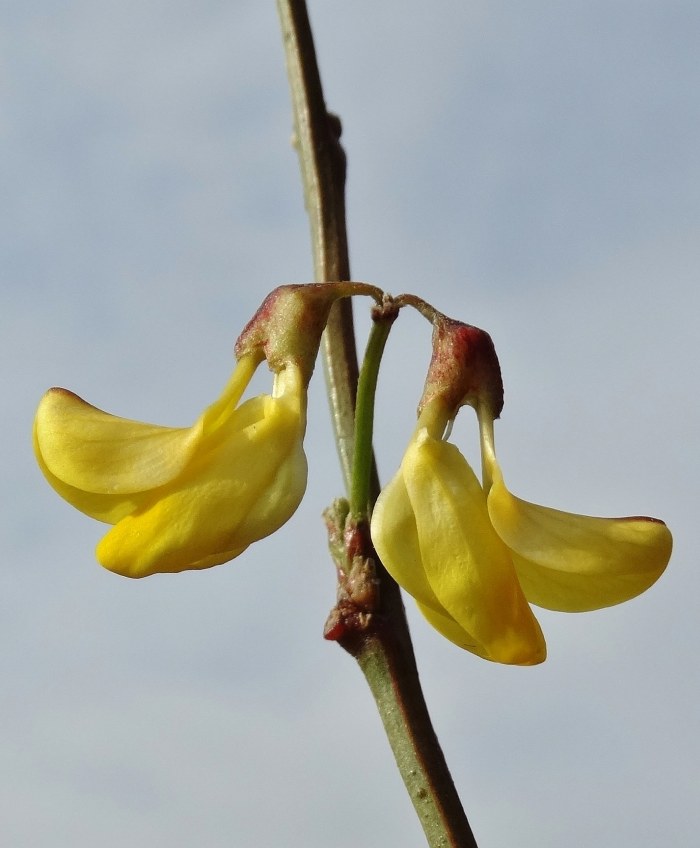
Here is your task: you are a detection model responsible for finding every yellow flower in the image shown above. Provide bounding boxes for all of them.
[33,354,308,578]
[370,398,672,665]
[33,283,384,579]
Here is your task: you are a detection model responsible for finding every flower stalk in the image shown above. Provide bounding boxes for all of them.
[349,300,398,518]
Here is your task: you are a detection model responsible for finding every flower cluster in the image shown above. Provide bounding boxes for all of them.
[34,284,671,663]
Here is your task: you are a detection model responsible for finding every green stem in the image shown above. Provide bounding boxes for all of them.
[355,633,478,848]
[277,3,479,846]
[349,310,395,517]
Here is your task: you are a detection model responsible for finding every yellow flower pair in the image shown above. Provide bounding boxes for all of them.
[33,285,672,664]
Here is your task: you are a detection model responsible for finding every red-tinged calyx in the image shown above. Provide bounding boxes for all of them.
[235,282,383,380]
[417,315,504,422]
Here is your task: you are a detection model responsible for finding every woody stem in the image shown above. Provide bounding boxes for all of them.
[277,2,479,846]
[275,0,358,489]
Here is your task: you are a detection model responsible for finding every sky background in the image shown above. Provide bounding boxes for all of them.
[4,1,699,846]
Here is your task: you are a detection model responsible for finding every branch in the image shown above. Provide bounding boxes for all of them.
[277,0,358,489]
[276,3,479,845]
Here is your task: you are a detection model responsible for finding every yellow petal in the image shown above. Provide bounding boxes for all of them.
[372,462,510,661]
[370,470,446,613]
[197,354,259,435]
[416,601,495,661]
[33,357,258,524]
[371,469,519,661]
[98,384,307,578]
[487,470,672,612]
[35,389,200,493]
[34,436,146,523]
[396,428,545,665]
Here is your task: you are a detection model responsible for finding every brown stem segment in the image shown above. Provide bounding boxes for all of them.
[277,0,358,489]
[277,2,478,845]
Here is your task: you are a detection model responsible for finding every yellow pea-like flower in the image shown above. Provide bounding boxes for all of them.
[33,283,384,579]
[370,400,672,665]
[33,354,308,578]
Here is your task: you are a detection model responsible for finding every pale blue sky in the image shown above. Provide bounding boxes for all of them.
[4,2,699,846]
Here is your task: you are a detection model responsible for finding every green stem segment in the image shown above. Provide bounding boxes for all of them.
[349,311,395,517]
[277,3,478,846]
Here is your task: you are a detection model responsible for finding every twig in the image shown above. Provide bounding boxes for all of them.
[276,2,479,845]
